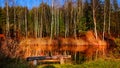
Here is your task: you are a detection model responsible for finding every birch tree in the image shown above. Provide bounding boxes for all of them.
[103,0,106,40]
[113,0,119,35]
[40,1,43,38]
[13,0,16,38]
[74,7,77,39]
[108,0,111,35]
[25,7,27,38]
[65,0,70,38]
[34,8,38,38]
[76,0,83,37]
[6,0,10,38]
[50,0,54,39]
[92,0,98,39]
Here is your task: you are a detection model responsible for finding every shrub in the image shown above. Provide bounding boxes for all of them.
[113,38,120,58]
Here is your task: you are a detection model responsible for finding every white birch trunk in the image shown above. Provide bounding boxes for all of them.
[25,8,27,38]
[13,0,16,38]
[39,0,43,38]
[51,0,54,39]
[108,0,111,35]
[103,0,106,40]
[6,0,10,38]
[93,0,98,39]
[74,10,77,39]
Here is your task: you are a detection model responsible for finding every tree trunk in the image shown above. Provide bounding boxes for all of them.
[77,0,83,34]
[57,10,60,37]
[13,0,16,39]
[103,0,106,40]
[39,0,43,38]
[54,8,57,37]
[74,9,77,39]
[65,1,69,38]
[6,0,10,38]
[108,1,111,36]
[65,11,69,38]
[25,8,27,38]
[34,8,38,38]
[93,0,98,39]
[51,0,54,39]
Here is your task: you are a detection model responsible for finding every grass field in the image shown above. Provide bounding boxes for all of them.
[37,59,120,68]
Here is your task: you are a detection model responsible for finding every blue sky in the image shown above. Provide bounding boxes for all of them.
[0,0,120,10]
[0,0,65,9]
[0,0,50,9]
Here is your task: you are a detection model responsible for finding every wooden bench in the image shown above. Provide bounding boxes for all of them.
[27,56,46,61]
[27,56,61,65]
[26,55,71,65]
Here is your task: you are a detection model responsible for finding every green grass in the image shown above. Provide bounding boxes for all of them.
[37,59,120,68]
[0,56,120,68]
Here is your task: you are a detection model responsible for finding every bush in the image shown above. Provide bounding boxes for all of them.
[0,55,34,68]
[113,38,120,58]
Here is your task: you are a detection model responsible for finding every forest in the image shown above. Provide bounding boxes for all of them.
[0,0,120,68]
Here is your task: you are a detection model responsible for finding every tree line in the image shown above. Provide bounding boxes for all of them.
[0,0,120,39]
